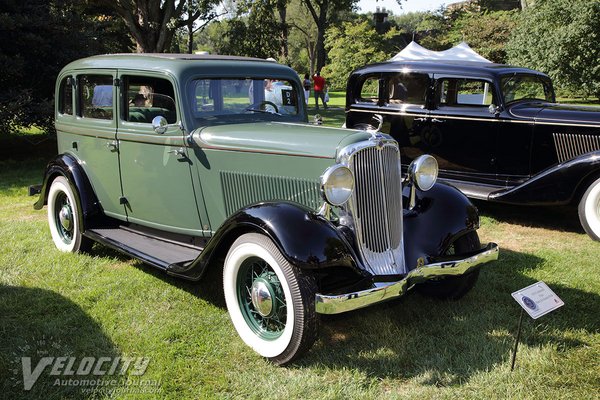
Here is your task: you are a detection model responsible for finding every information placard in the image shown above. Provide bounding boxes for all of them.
[511,281,564,319]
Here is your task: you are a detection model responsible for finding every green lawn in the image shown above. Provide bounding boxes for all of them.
[0,151,598,399]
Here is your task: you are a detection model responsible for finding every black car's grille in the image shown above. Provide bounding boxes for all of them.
[348,143,405,275]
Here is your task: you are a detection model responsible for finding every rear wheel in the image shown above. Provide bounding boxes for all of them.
[416,231,481,300]
[223,233,318,365]
[47,176,92,253]
[578,177,600,241]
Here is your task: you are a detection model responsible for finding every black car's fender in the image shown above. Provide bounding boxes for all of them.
[402,182,480,271]
[489,150,600,205]
[33,153,101,221]
[167,201,367,281]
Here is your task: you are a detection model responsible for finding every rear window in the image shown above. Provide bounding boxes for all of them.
[387,73,429,106]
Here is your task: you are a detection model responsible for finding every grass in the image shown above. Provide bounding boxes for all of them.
[1,101,599,398]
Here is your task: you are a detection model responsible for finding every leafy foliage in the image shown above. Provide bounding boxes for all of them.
[0,0,131,134]
[321,20,399,90]
[506,0,600,100]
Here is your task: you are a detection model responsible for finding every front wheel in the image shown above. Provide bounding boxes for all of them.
[578,177,600,241]
[47,176,92,253]
[416,231,481,300]
[223,233,318,365]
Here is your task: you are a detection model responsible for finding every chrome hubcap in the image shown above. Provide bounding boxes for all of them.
[251,278,274,317]
[59,204,73,231]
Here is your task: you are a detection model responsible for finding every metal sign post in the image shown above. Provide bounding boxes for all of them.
[510,281,564,371]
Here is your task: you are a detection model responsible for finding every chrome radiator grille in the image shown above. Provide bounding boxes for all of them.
[553,133,600,163]
[347,143,405,275]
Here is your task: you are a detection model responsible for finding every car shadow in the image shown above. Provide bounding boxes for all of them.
[294,248,599,383]
[474,200,585,235]
[0,285,122,399]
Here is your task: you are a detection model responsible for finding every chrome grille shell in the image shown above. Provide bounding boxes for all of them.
[339,138,405,276]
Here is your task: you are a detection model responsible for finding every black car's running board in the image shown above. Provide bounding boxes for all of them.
[84,226,203,271]
[440,178,509,200]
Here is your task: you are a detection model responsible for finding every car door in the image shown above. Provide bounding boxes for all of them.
[59,72,125,219]
[430,75,500,185]
[116,72,204,236]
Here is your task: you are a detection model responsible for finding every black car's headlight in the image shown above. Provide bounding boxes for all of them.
[321,165,354,206]
[408,155,438,191]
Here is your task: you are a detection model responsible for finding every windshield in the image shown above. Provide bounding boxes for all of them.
[500,74,554,104]
[188,78,303,126]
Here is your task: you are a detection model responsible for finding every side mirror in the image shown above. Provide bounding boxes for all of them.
[152,116,168,134]
[488,104,502,115]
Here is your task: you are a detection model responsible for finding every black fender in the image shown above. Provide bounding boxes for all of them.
[402,182,480,271]
[167,201,367,281]
[33,153,101,221]
[489,150,600,206]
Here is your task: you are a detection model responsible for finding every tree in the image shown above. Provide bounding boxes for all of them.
[90,0,221,53]
[301,0,358,72]
[0,0,131,134]
[506,0,600,100]
[446,10,518,63]
[322,20,399,90]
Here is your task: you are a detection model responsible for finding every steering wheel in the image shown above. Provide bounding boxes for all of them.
[259,101,279,113]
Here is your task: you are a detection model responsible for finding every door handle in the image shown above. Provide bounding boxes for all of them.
[431,118,445,123]
[106,140,119,152]
[168,148,188,161]
[414,117,427,122]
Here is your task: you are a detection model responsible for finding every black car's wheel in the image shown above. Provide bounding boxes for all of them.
[223,233,318,365]
[578,177,600,241]
[47,176,92,253]
[416,231,481,300]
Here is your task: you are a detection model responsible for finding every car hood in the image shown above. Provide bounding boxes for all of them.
[509,102,600,127]
[191,122,373,159]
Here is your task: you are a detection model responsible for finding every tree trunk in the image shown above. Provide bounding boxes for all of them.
[302,0,329,72]
[277,0,289,64]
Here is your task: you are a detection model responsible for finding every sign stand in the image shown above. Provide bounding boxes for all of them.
[510,308,524,371]
[510,281,564,372]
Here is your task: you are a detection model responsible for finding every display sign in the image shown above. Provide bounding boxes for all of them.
[511,281,564,319]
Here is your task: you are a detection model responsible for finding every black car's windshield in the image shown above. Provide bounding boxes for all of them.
[501,74,554,104]
[188,78,303,126]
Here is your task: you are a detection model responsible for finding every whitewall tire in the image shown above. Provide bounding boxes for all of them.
[223,233,318,365]
[47,176,91,253]
[578,177,600,241]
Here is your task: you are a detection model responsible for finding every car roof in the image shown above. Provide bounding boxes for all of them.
[350,60,551,80]
[60,53,297,80]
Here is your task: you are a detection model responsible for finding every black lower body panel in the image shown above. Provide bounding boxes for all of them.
[84,226,202,271]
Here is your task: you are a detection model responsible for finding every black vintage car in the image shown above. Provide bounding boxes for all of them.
[345,60,600,240]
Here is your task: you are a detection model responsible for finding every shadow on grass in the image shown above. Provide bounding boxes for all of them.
[295,248,599,384]
[475,200,585,235]
[0,285,121,399]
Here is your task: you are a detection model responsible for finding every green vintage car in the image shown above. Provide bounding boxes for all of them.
[32,54,498,364]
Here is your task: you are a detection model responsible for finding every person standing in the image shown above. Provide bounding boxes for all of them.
[313,71,327,110]
[303,74,311,105]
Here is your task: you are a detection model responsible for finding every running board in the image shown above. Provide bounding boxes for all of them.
[84,226,202,271]
[439,178,508,200]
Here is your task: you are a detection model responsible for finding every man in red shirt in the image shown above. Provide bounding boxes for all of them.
[312,71,328,110]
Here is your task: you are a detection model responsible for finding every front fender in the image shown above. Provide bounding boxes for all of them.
[167,201,366,281]
[403,182,480,271]
[489,150,600,205]
[33,154,101,219]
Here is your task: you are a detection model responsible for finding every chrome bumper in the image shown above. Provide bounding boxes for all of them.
[315,242,499,314]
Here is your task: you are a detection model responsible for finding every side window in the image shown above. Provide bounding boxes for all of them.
[358,76,380,103]
[387,73,429,106]
[78,75,113,120]
[124,76,177,124]
[438,78,493,106]
[58,77,73,115]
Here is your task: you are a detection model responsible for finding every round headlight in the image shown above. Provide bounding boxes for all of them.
[321,165,354,206]
[408,155,438,191]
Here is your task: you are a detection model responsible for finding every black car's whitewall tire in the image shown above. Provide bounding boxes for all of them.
[47,176,91,253]
[579,177,600,241]
[223,233,318,365]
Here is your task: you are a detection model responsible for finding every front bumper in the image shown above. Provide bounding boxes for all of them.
[315,242,499,314]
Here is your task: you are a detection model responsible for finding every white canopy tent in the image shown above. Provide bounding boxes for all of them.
[390,41,492,63]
